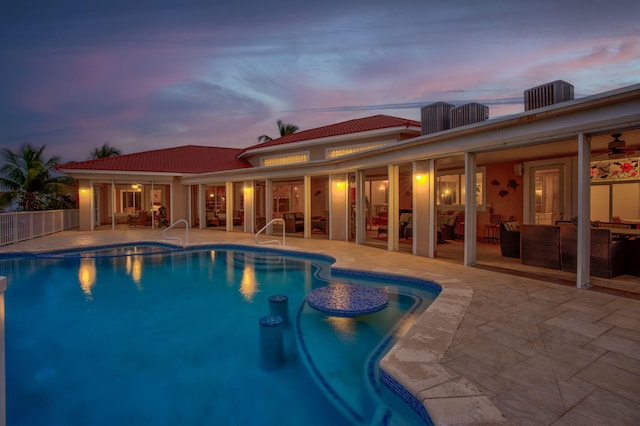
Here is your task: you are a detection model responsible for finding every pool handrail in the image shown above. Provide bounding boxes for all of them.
[254,218,285,246]
[162,219,189,246]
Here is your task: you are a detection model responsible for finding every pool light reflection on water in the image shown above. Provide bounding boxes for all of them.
[1,245,439,426]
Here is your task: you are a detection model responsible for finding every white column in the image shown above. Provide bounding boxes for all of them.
[412,160,435,257]
[243,180,255,234]
[265,179,273,234]
[226,182,234,232]
[577,133,591,289]
[329,174,348,241]
[111,181,116,230]
[387,164,399,251]
[464,152,477,266]
[355,171,366,244]
[303,176,311,238]
[198,184,205,229]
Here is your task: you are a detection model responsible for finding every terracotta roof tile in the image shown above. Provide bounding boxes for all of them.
[243,114,420,152]
[58,145,251,174]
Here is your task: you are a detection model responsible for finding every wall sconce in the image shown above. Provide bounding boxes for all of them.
[514,163,523,176]
[80,188,88,194]
[335,181,344,188]
[415,175,424,182]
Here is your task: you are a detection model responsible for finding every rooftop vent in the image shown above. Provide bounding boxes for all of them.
[524,80,574,111]
[420,102,455,135]
[449,103,489,129]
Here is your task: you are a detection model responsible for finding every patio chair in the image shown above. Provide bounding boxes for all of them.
[127,211,148,227]
[520,224,561,269]
[560,226,626,278]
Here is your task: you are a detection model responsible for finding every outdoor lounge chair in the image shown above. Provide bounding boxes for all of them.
[127,211,148,227]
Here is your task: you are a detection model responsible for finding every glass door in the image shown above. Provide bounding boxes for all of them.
[531,166,564,224]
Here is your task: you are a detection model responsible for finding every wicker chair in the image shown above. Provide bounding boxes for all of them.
[559,226,626,278]
[520,224,561,269]
[499,222,520,258]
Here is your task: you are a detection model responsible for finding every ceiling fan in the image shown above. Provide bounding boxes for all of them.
[593,133,638,160]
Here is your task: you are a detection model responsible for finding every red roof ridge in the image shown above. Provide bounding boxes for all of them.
[242,114,420,154]
[58,145,251,174]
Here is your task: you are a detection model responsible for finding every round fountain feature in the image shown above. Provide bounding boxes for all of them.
[307,283,388,317]
[258,314,284,369]
[269,295,289,324]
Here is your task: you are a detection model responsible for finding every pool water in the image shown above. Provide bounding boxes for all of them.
[1,245,439,426]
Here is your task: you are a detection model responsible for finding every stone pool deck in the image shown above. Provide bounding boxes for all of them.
[2,228,639,425]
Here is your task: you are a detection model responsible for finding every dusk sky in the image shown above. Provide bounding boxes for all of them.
[1,0,639,163]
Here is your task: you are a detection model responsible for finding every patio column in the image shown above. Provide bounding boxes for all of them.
[303,175,311,238]
[464,152,477,266]
[329,174,348,241]
[198,184,205,229]
[111,181,116,230]
[387,164,399,251]
[413,160,436,257]
[355,171,366,245]
[577,133,591,289]
[243,180,255,234]
[265,179,273,235]
[226,182,234,232]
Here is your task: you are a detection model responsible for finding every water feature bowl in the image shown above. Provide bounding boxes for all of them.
[306,283,388,317]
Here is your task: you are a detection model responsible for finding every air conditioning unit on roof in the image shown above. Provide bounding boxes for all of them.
[524,80,574,111]
[449,103,489,129]
[420,102,455,135]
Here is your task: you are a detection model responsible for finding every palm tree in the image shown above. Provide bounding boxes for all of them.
[258,120,299,142]
[0,144,76,211]
[89,143,121,159]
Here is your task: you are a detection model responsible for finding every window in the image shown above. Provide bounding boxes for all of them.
[121,189,142,213]
[436,168,485,208]
[262,152,308,167]
[327,143,388,159]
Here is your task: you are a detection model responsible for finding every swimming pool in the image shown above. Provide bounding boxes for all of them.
[1,244,439,425]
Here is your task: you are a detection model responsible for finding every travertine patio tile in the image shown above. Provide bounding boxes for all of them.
[542,314,612,339]
[577,359,640,404]
[599,311,640,332]
[558,299,617,319]
[553,388,640,426]
[444,354,500,384]
[600,351,640,375]
[454,337,529,370]
[557,375,597,408]
[590,330,640,360]
[423,395,509,425]
[541,336,607,369]
[486,315,542,340]
[493,386,566,426]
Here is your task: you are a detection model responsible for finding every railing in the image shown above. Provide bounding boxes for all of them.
[0,209,79,246]
[162,219,189,246]
[254,218,285,246]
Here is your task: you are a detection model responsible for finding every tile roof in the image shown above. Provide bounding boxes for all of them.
[243,114,420,153]
[58,145,252,174]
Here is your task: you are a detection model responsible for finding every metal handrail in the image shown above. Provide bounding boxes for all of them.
[254,218,285,246]
[162,219,189,246]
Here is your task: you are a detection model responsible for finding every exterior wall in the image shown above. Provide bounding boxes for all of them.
[483,161,524,227]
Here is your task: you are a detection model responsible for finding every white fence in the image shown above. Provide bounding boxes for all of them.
[0,209,79,246]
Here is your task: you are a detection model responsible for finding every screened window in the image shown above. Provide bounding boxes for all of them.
[262,152,308,167]
[436,168,485,208]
